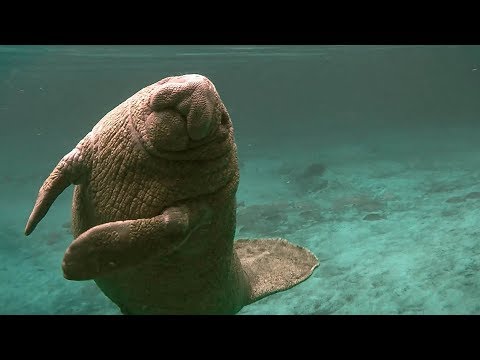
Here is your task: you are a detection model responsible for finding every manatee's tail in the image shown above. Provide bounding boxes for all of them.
[25,135,91,236]
[234,238,319,304]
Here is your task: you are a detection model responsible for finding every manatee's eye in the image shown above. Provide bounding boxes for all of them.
[220,112,229,126]
[145,109,189,152]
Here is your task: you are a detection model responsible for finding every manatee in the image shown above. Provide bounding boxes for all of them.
[25,74,319,314]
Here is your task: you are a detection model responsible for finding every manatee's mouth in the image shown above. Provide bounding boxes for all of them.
[128,110,233,161]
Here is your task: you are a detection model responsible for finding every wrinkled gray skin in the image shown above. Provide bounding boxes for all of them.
[25,74,318,314]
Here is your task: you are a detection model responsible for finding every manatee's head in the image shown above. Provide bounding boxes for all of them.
[129,74,234,160]
[24,74,238,236]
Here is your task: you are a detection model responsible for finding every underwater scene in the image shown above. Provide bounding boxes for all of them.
[1,45,480,314]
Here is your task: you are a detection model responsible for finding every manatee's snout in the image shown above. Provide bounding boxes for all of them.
[146,74,223,151]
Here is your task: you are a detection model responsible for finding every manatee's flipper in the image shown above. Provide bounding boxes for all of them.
[25,135,91,236]
[62,203,213,281]
[234,238,319,303]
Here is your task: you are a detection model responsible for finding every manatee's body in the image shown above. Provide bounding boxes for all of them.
[25,74,318,314]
